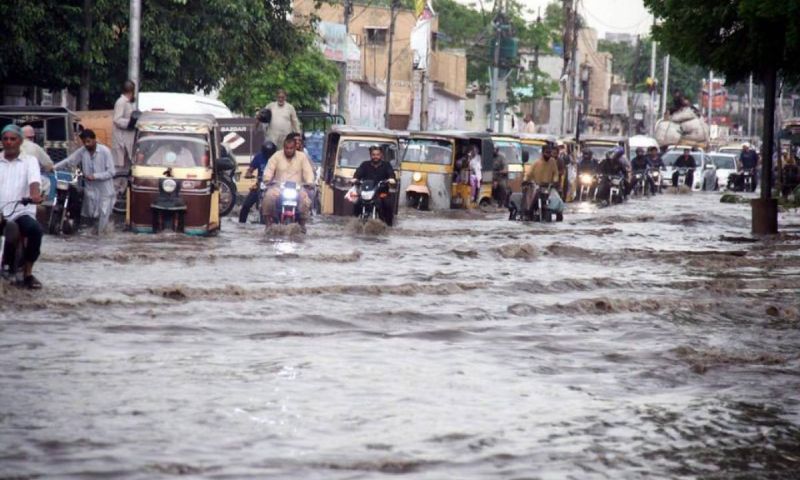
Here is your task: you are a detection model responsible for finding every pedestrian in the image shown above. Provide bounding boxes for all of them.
[469,145,482,202]
[112,80,137,170]
[261,89,300,147]
[53,129,116,234]
[520,113,536,133]
[20,125,53,172]
[0,124,44,288]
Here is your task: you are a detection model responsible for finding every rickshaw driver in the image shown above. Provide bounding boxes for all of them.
[352,146,397,226]
[261,136,315,228]
[149,142,196,167]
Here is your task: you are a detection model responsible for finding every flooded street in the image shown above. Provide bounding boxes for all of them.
[2,192,800,479]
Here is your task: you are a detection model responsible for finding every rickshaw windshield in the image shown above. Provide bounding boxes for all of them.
[584,144,616,160]
[403,139,453,165]
[494,141,521,164]
[521,144,542,163]
[338,140,394,168]
[134,134,210,168]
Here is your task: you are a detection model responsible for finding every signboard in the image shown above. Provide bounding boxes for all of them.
[317,21,360,63]
[702,79,728,110]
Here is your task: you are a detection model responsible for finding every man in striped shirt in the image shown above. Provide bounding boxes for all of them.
[0,124,44,289]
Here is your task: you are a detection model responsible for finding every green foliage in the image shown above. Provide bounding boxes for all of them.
[220,48,340,115]
[644,0,800,85]
[0,0,303,108]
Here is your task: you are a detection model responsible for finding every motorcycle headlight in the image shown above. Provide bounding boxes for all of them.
[413,172,423,183]
[162,178,177,193]
[580,174,592,184]
[56,179,70,191]
[361,190,375,201]
[612,179,621,186]
[283,188,298,200]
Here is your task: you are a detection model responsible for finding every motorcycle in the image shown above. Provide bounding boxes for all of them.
[675,167,693,188]
[48,171,83,235]
[742,168,756,192]
[355,179,393,222]
[606,174,625,205]
[1,198,33,279]
[520,182,562,222]
[631,171,649,197]
[649,169,663,194]
[576,173,597,202]
[274,181,305,225]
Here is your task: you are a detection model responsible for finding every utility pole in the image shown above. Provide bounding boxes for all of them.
[531,8,541,122]
[560,0,573,135]
[627,35,641,136]
[489,0,503,132]
[384,0,399,128]
[338,0,353,121]
[708,69,714,131]
[661,54,670,118]
[571,10,579,135]
[747,74,754,138]
[649,40,656,135]
[128,0,141,107]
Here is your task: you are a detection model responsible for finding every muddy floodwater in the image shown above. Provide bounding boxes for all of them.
[2,193,800,479]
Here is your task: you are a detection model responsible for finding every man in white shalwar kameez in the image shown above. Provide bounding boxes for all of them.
[112,80,136,170]
[54,129,116,234]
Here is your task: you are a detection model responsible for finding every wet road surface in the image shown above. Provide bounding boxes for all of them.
[2,192,800,479]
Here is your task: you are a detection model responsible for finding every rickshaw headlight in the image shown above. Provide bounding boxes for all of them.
[412,172,423,183]
[162,178,177,193]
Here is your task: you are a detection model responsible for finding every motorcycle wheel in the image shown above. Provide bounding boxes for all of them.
[218,177,237,217]
[48,204,64,235]
[112,174,128,214]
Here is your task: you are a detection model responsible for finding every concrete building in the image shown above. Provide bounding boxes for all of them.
[294,0,466,130]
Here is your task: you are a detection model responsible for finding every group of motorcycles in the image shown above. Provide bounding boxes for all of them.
[575,167,670,206]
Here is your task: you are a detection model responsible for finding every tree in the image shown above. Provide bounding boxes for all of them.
[219,48,340,115]
[0,0,303,108]
[644,0,800,233]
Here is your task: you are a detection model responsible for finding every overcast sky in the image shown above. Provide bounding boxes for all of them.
[469,0,654,37]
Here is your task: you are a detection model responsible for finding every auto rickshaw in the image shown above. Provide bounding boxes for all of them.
[319,125,402,216]
[400,131,494,210]
[126,112,234,235]
[490,134,522,202]
[779,118,800,196]
[579,135,627,161]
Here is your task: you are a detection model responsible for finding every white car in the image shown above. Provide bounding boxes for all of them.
[708,152,738,190]
[659,151,711,190]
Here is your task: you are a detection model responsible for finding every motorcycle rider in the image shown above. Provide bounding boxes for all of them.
[239,140,277,223]
[0,124,44,288]
[596,147,629,202]
[646,146,664,193]
[630,147,655,194]
[577,149,600,176]
[672,148,696,188]
[522,142,560,214]
[352,146,396,226]
[53,129,116,234]
[261,135,315,230]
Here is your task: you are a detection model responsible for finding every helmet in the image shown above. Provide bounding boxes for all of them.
[261,140,277,157]
[257,108,272,124]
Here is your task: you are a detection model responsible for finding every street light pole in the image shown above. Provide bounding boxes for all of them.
[128,0,141,108]
[384,0,399,128]
[338,0,353,121]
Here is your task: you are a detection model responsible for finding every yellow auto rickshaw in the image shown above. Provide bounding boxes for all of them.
[490,134,522,195]
[126,112,232,235]
[400,131,494,210]
[319,125,402,216]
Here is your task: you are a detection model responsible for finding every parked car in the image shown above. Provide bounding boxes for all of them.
[708,152,738,190]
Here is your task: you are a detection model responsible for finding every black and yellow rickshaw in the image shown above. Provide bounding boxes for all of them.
[579,135,627,161]
[126,112,234,235]
[319,125,402,216]
[400,131,494,210]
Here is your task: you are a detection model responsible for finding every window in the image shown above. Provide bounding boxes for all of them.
[365,27,387,46]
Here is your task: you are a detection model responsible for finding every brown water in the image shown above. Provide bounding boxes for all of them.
[2,193,800,479]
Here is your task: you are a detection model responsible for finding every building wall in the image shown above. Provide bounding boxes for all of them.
[348,83,386,129]
[430,50,467,98]
[577,28,612,115]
